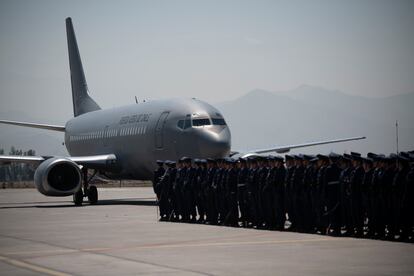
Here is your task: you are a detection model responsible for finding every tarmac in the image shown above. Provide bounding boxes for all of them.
[0,188,413,276]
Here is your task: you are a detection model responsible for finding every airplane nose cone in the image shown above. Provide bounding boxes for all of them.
[198,127,231,158]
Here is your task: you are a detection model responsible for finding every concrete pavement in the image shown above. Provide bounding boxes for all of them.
[0,188,413,275]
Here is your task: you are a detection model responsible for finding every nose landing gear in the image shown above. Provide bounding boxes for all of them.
[73,168,98,206]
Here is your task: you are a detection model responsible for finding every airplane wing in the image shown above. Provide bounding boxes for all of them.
[234,136,366,157]
[0,154,117,169]
[0,119,65,132]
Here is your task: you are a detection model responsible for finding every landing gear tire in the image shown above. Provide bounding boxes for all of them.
[88,185,98,205]
[73,190,84,206]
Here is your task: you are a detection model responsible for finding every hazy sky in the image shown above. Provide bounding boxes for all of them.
[1,0,413,119]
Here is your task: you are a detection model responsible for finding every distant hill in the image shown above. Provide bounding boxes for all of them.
[1,85,413,156]
[216,85,414,155]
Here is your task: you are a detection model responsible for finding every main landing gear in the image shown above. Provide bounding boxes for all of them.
[73,168,98,206]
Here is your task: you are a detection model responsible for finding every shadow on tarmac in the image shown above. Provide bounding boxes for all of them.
[0,198,157,209]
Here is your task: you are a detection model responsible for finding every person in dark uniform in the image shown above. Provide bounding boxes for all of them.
[215,158,226,224]
[262,156,277,229]
[361,156,374,237]
[366,153,380,238]
[205,158,218,224]
[182,157,197,222]
[246,156,259,227]
[194,159,207,223]
[223,158,239,227]
[305,157,318,232]
[349,152,365,237]
[314,154,329,234]
[158,161,174,221]
[291,154,305,232]
[324,153,342,236]
[381,155,397,239]
[404,152,414,241]
[339,154,353,236]
[168,161,178,220]
[256,156,269,228]
[284,155,295,231]
[237,157,249,227]
[302,155,316,233]
[371,154,387,238]
[153,160,165,202]
[390,154,410,240]
[173,158,186,221]
[274,156,287,230]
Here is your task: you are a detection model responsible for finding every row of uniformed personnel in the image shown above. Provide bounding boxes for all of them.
[152,151,414,242]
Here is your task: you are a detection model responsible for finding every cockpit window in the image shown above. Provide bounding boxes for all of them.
[192,118,211,127]
[184,115,191,129]
[177,120,184,129]
[212,118,226,125]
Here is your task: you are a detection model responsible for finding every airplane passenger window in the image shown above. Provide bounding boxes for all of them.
[192,118,211,126]
[212,118,226,125]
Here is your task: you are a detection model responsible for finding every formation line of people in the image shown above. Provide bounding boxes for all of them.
[152,151,414,242]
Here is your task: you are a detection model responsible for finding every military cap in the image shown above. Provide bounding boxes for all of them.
[274,155,284,162]
[367,152,378,159]
[223,157,232,163]
[342,153,352,161]
[303,154,314,161]
[156,160,164,165]
[294,154,304,160]
[389,153,398,161]
[206,158,216,163]
[316,154,329,161]
[350,152,362,161]
[247,156,258,162]
[374,154,386,162]
[285,154,294,160]
[362,157,373,164]
[238,157,247,163]
[199,159,207,164]
[329,152,341,160]
[179,156,192,162]
[397,154,410,163]
[310,157,319,163]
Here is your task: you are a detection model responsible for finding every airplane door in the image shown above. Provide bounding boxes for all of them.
[155,112,169,149]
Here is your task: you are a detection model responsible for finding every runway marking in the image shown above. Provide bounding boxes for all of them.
[5,249,77,256]
[0,255,72,276]
[83,236,341,252]
[1,237,341,257]
[2,233,270,257]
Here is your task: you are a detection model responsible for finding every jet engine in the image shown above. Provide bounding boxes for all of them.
[34,157,82,196]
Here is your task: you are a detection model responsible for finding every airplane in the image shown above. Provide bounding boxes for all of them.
[0,18,365,206]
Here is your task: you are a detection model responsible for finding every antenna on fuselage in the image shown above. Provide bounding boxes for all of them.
[135,96,138,104]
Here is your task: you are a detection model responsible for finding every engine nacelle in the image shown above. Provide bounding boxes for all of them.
[34,157,82,196]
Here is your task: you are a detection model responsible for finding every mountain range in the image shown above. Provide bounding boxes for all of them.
[217,85,414,155]
[0,85,413,156]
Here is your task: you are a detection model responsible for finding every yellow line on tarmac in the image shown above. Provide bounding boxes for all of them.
[0,255,72,276]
